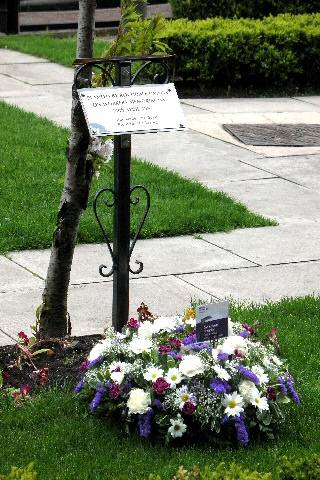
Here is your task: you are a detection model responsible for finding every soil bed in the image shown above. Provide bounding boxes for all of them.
[0,334,103,390]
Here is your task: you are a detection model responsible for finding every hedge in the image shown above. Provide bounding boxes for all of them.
[3,456,320,479]
[169,0,320,20]
[156,13,320,88]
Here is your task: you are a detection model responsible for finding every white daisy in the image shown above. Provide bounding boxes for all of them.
[223,391,244,417]
[252,395,269,411]
[168,414,187,438]
[176,386,196,409]
[143,366,164,382]
[165,368,182,387]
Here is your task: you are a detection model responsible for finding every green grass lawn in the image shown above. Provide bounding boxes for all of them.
[1,296,319,479]
[0,34,107,66]
[0,101,273,253]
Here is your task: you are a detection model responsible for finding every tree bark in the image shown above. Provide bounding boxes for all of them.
[38,0,96,339]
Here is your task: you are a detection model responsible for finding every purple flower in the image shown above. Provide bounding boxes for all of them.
[278,376,288,395]
[182,334,197,346]
[127,317,140,329]
[108,383,121,399]
[286,377,301,405]
[235,416,249,446]
[217,352,229,362]
[89,386,106,412]
[237,365,260,385]
[210,378,231,395]
[239,330,250,338]
[182,401,196,415]
[158,345,172,354]
[221,415,229,425]
[87,356,103,369]
[175,325,185,333]
[242,323,255,336]
[188,342,212,352]
[74,378,84,394]
[138,409,153,438]
[153,377,171,395]
[267,386,277,401]
[152,399,163,410]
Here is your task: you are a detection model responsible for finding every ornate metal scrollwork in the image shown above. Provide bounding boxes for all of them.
[129,185,151,274]
[92,185,151,277]
[93,188,116,277]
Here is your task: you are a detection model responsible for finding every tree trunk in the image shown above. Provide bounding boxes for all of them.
[38,0,96,339]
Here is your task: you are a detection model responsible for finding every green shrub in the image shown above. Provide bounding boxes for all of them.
[169,0,320,20]
[0,464,37,480]
[149,463,272,479]
[154,13,320,88]
[278,455,320,480]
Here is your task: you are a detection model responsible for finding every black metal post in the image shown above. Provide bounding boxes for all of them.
[112,60,132,331]
[0,0,19,34]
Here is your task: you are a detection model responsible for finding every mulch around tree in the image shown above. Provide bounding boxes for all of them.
[0,334,103,391]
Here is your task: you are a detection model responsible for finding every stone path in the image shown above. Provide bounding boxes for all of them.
[1,49,320,345]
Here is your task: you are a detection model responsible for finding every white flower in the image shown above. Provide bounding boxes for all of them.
[271,355,283,367]
[179,355,204,378]
[153,316,179,333]
[251,395,269,411]
[127,388,151,414]
[238,380,259,403]
[223,391,244,417]
[138,321,155,338]
[90,138,114,161]
[184,316,196,327]
[128,336,152,354]
[176,386,196,408]
[110,370,125,384]
[222,335,247,355]
[109,361,129,372]
[100,140,114,160]
[143,366,164,382]
[251,365,269,385]
[165,368,182,387]
[168,414,187,438]
[213,365,231,381]
[88,339,112,361]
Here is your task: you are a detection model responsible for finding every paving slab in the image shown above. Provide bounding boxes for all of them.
[0,49,49,64]
[0,62,74,85]
[210,177,320,224]
[4,94,72,123]
[202,224,320,266]
[182,97,320,113]
[0,276,210,345]
[245,155,320,191]
[0,256,43,293]
[7,236,254,286]
[132,130,273,186]
[0,73,34,97]
[178,261,320,303]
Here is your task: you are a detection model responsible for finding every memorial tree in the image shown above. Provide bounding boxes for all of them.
[38,0,168,339]
[37,0,97,339]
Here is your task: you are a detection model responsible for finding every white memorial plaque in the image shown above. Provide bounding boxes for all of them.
[78,83,187,136]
